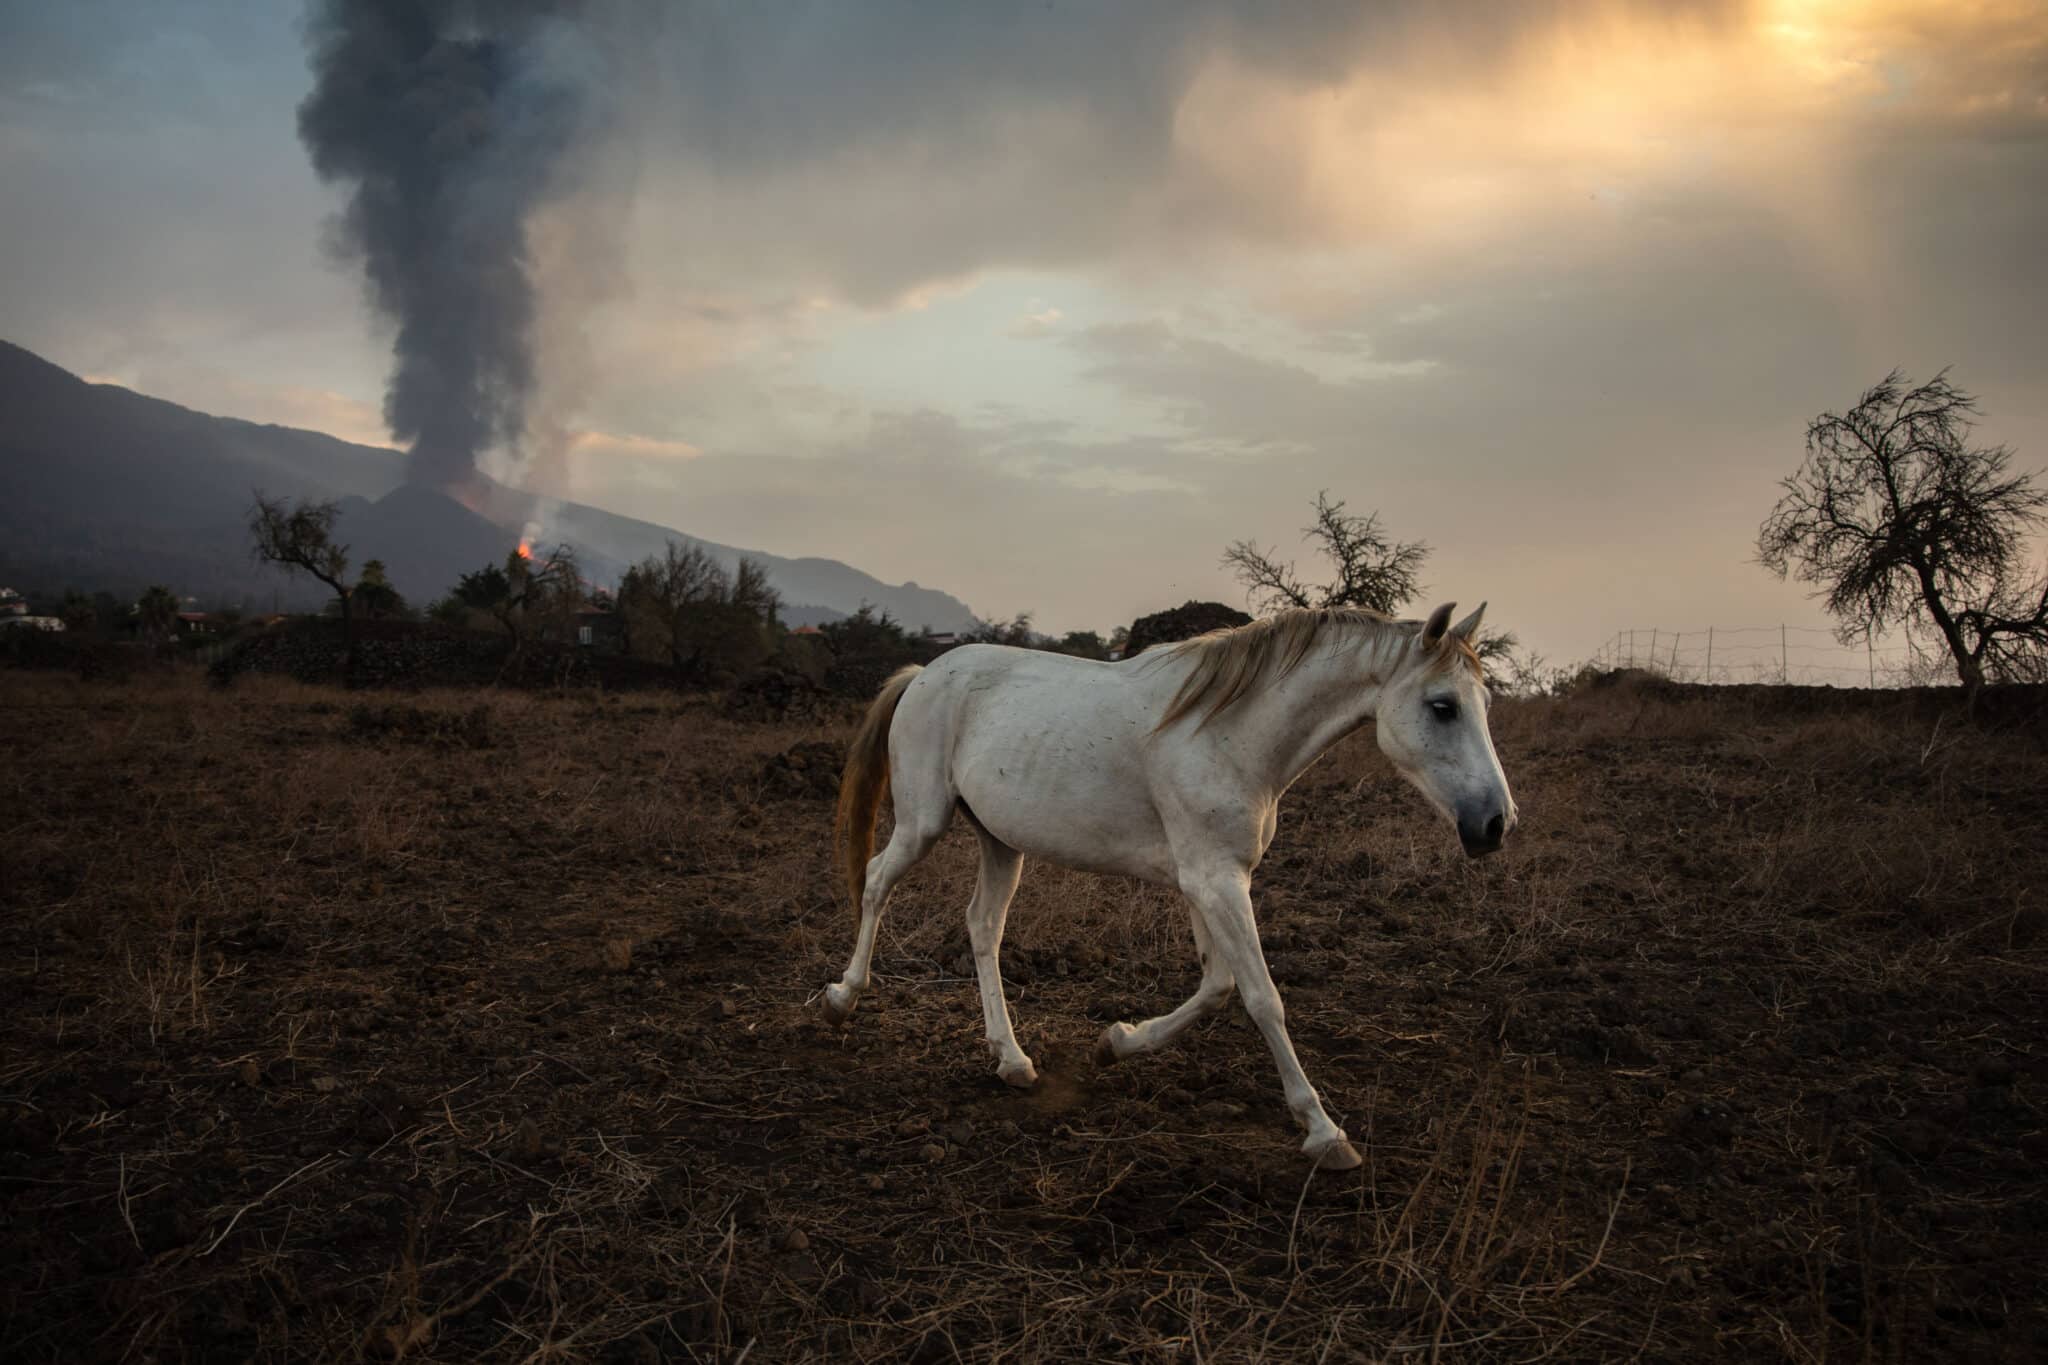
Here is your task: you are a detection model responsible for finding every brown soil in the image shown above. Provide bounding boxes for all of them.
[1,672,2042,1362]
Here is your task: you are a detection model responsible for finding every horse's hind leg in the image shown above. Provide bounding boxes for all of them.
[963,832,1033,1087]
[823,772,951,1024]
[1096,903,1235,1064]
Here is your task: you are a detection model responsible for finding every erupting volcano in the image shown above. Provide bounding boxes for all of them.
[296,0,608,499]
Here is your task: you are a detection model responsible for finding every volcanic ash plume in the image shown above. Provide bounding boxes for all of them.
[297,0,609,492]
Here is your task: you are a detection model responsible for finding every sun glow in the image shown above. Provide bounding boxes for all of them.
[1167,0,2021,262]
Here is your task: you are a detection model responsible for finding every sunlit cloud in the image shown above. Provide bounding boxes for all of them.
[567,429,703,462]
[257,386,391,451]
[1048,465,1199,496]
[1005,302,1065,338]
[97,366,393,452]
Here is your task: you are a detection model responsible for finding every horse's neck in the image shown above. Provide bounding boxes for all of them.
[1213,626,1396,793]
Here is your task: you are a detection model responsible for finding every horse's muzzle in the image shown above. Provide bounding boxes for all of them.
[1458,809,1508,858]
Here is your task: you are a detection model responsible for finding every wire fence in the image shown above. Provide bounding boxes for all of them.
[1588,624,1953,688]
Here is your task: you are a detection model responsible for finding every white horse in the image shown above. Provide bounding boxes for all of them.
[822,602,1515,1169]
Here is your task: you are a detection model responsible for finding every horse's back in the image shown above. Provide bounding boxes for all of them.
[901,644,1157,747]
[896,645,1176,879]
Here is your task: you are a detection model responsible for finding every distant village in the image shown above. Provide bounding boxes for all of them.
[0,586,70,634]
[0,585,286,642]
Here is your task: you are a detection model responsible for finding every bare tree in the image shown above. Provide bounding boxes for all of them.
[249,493,353,652]
[729,556,781,628]
[620,543,725,677]
[523,544,587,646]
[1225,491,1429,615]
[617,543,781,683]
[1758,370,2048,691]
[1471,628,1520,669]
[1224,492,1518,664]
[455,546,580,655]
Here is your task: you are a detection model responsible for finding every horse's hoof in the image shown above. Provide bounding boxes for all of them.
[821,985,855,1027]
[1309,1137,1364,1171]
[1095,1023,1135,1066]
[998,1060,1039,1090]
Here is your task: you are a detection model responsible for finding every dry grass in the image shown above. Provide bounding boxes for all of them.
[0,669,2042,1362]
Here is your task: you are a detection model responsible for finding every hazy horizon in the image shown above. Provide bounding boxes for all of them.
[4,0,2044,663]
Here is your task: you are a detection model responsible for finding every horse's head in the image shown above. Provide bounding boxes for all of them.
[1374,602,1517,858]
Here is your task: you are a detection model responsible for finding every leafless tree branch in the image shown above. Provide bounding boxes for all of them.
[1758,370,2048,689]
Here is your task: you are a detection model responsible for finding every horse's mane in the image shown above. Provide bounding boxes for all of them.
[1151,607,1480,731]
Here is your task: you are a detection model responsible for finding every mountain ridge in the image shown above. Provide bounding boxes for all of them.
[0,340,977,629]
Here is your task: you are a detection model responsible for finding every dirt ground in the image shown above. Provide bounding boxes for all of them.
[1,670,2042,1362]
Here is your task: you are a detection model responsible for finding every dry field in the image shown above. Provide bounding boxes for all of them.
[1,669,2043,1362]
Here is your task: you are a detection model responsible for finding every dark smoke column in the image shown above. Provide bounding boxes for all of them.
[299,0,592,490]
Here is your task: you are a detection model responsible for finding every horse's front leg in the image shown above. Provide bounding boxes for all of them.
[1180,864,1362,1171]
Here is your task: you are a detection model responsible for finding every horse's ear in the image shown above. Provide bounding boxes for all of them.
[1419,602,1455,651]
[1449,602,1487,642]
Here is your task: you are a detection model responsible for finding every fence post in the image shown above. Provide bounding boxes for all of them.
[1868,637,1875,689]
[1781,624,1788,683]
[1649,628,1658,673]
[1671,631,1682,676]
[1706,626,1713,683]
[1628,629,1635,667]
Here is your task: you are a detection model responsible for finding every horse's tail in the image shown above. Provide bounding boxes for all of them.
[836,665,922,924]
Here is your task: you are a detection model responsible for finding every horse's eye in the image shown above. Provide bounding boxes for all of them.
[1429,700,1458,722]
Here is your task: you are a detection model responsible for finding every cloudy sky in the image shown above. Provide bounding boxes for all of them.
[3,0,2045,664]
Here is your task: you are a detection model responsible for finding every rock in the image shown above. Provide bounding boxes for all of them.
[237,1060,261,1087]
[756,738,846,796]
[730,671,831,724]
[310,1075,339,1095]
[896,1115,931,1137]
[920,1142,947,1164]
[603,938,633,972]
